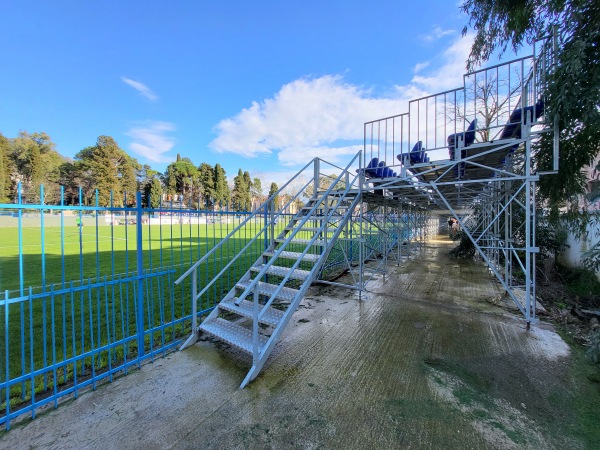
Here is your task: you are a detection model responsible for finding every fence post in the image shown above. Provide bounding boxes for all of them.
[135,192,145,358]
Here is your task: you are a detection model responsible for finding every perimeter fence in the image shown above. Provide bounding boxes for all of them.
[0,184,291,430]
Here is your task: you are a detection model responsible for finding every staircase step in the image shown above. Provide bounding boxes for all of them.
[251,264,311,280]
[263,250,320,263]
[200,317,268,355]
[276,238,326,246]
[220,297,284,326]
[236,280,299,302]
[296,227,336,233]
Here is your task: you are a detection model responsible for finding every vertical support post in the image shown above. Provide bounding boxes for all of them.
[40,185,46,291]
[524,114,532,328]
[358,151,364,298]
[4,290,10,431]
[135,192,145,357]
[532,178,538,324]
[269,199,275,249]
[313,158,320,199]
[397,203,401,265]
[504,178,511,289]
[191,270,198,334]
[263,202,269,252]
[17,182,24,296]
[252,288,259,364]
[77,187,84,283]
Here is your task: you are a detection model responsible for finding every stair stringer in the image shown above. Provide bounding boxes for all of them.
[199,194,337,327]
[239,191,362,388]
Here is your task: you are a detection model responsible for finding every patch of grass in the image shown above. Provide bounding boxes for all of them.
[472,409,489,420]
[558,330,600,448]
[453,387,476,405]
[0,219,276,418]
[489,420,526,445]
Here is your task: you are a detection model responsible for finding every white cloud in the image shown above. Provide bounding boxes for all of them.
[210,34,474,168]
[121,76,158,101]
[413,61,430,74]
[421,26,456,43]
[210,76,408,162]
[408,35,473,92]
[278,144,363,167]
[126,121,176,163]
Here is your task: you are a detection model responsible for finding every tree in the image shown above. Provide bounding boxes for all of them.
[144,177,163,209]
[461,0,600,208]
[213,164,230,209]
[58,161,91,205]
[162,157,199,206]
[231,168,251,211]
[446,70,522,143]
[268,182,280,212]
[250,176,263,210]
[137,164,159,190]
[73,136,140,207]
[0,133,12,202]
[9,131,63,203]
[198,163,215,208]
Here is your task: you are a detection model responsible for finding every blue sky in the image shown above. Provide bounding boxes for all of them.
[1,1,483,188]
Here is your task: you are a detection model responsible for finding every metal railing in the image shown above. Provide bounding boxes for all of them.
[175,153,363,349]
[0,185,272,429]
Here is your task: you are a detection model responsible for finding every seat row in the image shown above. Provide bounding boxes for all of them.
[361,99,544,182]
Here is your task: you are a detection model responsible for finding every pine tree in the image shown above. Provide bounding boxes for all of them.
[198,163,215,209]
[213,164,230,209]
[161,157,199,206]
[143,177,163,209]
[242,171,252,211]
[231,169,246,211]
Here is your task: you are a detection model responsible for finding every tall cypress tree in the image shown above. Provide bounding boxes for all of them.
[198,163,215,208]
[0,133,12,203]
[242,171,252,211]
[213,164,230,209]
[268,182,279,212]
[231,169,244,211]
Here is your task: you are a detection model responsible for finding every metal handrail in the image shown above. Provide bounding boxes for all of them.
[174,157,316,285]
[234,152,361,307]
[256,172,361,322]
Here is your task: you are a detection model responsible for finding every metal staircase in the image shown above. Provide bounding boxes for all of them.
[175,153,362,387]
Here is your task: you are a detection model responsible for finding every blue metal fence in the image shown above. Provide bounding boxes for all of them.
[0,183,273,430]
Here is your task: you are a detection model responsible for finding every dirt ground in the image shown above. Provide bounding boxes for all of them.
[1,235,599,449]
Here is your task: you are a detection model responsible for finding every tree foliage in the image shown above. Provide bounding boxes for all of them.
[71,136,140,206]
[213,164,230,209]
[250,177,262,197]
[462,0,600,208]
[144,177,163,209]
[162,157,199,206]
[0,131,266,212]
[8,131,64,203]
[268,182,280,212]
[231,168,252,211]
[198,163,215,208]
[0,133,12,203]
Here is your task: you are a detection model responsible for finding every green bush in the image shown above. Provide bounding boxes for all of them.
[563,266,600,300]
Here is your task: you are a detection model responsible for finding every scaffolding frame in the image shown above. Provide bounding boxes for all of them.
[356,35,558,326]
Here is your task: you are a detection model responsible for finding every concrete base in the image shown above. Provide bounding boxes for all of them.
[0,236,589,449]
